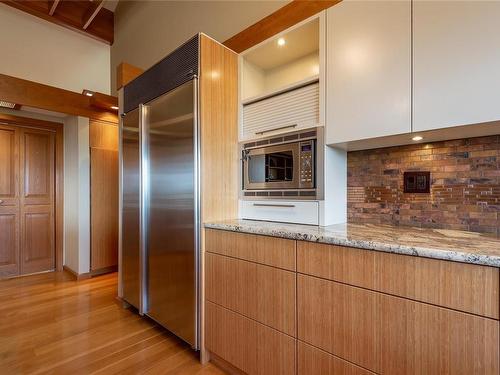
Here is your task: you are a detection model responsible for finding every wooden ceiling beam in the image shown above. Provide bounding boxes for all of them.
[223,0,341,53]
[0,73,118,122]
[49,0,60,16]
[82,0,104,30]
[1,0,114,45]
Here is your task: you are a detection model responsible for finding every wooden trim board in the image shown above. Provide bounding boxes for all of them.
[0,73,118,122]
[223,0,341,53]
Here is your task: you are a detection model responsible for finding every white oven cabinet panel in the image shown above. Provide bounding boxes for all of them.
[413,1,500,132]
[241,82,320,141]
[325,0,411,145]
[239,200,319,225]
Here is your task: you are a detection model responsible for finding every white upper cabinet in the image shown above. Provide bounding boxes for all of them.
[413,1,500,132]
[240,15,324,140]
[325,0,411,145]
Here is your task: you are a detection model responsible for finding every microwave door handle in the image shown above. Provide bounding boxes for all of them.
[255,124,297,135]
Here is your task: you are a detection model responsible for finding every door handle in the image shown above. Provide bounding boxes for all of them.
[255,124,297,135]
[253,203,295,208]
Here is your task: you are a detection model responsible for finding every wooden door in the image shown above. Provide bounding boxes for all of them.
[0,125,20,277]
[0,124,55,277]
[20,128,55,274]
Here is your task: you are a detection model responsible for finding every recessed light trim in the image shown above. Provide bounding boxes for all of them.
[277,37,286,47]
[0,101,16,109]
[83,90,94,97]
[412,135,423,141]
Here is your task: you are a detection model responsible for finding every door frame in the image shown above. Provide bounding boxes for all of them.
[0,113,64,272]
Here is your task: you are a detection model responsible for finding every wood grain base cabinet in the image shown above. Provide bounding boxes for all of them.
[297,241,499,319]
[206,302,296,375]
[298,274,500,374]
[298,341,375,375]
[206,253,296,336]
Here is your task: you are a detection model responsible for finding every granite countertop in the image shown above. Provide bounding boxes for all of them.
[205,220,500,267]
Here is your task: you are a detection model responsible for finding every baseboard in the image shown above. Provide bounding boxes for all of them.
[210,352,246,375]
[90,265,118,277]
[63,265,91,280]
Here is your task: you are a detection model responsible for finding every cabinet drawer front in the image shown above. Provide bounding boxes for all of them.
[205,229,296,270]
[297,241,499,319]
[206,302,296,375]
[206,253,296,336]
[240,200,319,226]
[298,341,375,375]
[298,274,499,374]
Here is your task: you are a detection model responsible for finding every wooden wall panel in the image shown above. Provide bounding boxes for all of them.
[90,148,118,271]
[205,229,296,271]
[297,241,499,319]
[298,274,500,374]
[298,341,375,375]
[90,121,118,150]
[206,253,296,336]
[206,301,296,375]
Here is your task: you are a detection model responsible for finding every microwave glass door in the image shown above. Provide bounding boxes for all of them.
[245,143,300,189]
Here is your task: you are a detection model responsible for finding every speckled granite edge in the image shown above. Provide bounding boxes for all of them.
[205,221,500,268]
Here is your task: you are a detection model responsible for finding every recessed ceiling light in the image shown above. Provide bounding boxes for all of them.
[111,105,119,110]
[277,38,286,47]
[0,101,17,109]
[412,135,423,141]
[83,90,94,97]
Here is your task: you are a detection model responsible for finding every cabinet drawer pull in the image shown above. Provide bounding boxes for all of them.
[255,124,297,135]
[253,203,296,208]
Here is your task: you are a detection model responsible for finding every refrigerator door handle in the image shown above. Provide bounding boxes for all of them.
[139,103,149,316]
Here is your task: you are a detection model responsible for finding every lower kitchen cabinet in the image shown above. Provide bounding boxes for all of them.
[297,274,499,374]
[298,341,374,375]
[205,302,296,375]
[204,229,500,374]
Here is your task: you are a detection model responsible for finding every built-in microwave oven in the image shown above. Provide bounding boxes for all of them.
[241,128,318,199]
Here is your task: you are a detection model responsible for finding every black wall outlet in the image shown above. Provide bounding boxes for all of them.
[404,171,431,193]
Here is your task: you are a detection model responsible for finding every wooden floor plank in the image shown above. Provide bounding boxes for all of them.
[0,272,225,375]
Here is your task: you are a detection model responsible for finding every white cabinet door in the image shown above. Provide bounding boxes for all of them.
[413,1,500,132]
[325,0,411,145]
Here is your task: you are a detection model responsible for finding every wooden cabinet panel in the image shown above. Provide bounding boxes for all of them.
[206,253,296,335]
[206,301,296,375]
[298,341,374,375]
[21,206,54,274]
[90,148,118,271]
[90,120,118,151]
[325,0,411,144]
[0,209,19,277]
[22,130,54,205]
[0,127,18,203]
[298,274,499,374]
[413,1,500,131]
[205,229,296,271]
[297,241,499,319]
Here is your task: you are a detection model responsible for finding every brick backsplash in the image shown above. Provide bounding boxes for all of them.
[347,135,500,235]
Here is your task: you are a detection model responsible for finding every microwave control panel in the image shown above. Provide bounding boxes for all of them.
[299,140,315,188]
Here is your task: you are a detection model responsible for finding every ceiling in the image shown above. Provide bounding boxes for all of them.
[244,18,319,71]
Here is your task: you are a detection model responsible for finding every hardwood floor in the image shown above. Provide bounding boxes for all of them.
[0,272,225,375]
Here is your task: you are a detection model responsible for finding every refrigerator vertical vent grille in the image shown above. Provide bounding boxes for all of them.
[123,34,199,114]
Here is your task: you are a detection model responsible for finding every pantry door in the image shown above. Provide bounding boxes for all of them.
[0,124,56,277]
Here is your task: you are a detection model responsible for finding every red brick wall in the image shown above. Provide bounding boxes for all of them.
[347,135,500,234]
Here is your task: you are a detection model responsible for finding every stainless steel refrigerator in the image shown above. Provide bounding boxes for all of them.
[120,36,200,349]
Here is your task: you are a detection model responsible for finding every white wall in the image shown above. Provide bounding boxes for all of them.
[64,116,91,275]
[111,0,287,93]
[0,4,111,94]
